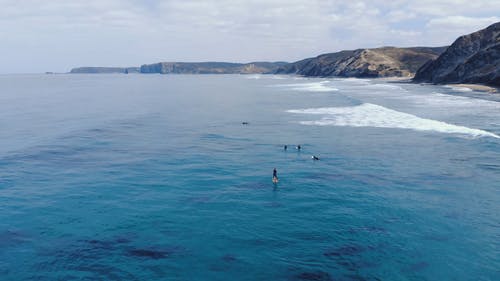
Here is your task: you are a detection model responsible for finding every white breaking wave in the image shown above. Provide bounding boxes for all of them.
[287,103,500,138]
[362,83,406,91]
[401,92,500,109]
[270,75,288,80]
[444,85,473,92]
[276,81,339,92]
[245,74,262,79]
[246,75,289,80]
[335,78,371,84]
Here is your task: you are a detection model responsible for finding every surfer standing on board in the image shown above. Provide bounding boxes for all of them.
[272,168,279,183]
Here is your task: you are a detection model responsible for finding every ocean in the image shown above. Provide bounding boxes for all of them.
[0,74,499,280]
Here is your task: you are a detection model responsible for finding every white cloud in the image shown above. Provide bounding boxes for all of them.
[424,16,500,45]
[386,10,417,23]
[410,0,496,16]
[427,16,500,30]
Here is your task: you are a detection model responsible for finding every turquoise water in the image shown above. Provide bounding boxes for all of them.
[0,74,499,280]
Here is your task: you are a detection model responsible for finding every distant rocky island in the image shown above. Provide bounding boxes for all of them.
[414,22,499,87]
[69,22,499,87]
[274,46,447,78]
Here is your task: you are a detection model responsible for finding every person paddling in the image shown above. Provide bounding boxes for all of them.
[272,168,279,183]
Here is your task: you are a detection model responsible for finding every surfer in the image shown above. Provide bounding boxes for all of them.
[284,145,287,150]
[272,168,278,183]
[296,145,301,150]
[312,155,320,160]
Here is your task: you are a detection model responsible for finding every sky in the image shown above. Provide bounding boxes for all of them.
[0,0,499,73]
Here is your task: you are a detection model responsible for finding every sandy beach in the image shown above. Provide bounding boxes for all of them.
[449,84,498,93]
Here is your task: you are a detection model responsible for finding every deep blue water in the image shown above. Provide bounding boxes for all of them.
[0,74,499,281]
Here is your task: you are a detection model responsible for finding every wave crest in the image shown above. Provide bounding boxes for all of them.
[287,103,500,138]
[276,81,339,92]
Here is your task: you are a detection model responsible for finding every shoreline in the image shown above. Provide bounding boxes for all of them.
[447,84,498,93]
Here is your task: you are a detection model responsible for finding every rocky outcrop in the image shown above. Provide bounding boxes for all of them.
[70,67,140,74]
[275,47,447,78]
[414,22,500,86]
[139,62,287,74]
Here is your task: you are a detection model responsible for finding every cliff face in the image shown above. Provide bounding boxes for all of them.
[414,22,500,86]
[140,62,287,74]
[70,67,140,74]
[275,47,446,78]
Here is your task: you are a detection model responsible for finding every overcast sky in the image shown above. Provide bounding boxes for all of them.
[1,0,499,73]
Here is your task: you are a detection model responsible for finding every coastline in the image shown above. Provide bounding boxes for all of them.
[447,83,498,93]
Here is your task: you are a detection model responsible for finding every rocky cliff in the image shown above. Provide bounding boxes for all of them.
[275,47,447,78]
[140,62,287,74]
[414,22,500,86]
[70,67,140,74]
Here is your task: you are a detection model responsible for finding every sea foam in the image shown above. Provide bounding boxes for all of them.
[287,103,500,138]
[400,92,500,109]
[444,85,473,92]
[362,83,405,90]
[276,81,339,92]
